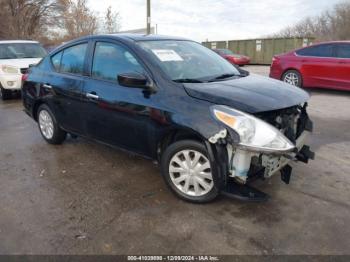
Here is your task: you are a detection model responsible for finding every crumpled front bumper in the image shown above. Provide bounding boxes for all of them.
[262,130,313,179]
[221,130,315,201]
[219,104,315,201]
[227,103,315,184]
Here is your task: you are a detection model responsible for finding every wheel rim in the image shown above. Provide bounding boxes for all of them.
[169,150,214,197]
[39,110,54,139]
[284,72,299,86]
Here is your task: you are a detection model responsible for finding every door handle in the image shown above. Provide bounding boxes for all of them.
[86,92,99,100]
[43,84,52,89]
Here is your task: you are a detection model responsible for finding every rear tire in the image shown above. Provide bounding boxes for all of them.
[37,104,67,144]
[161,140,219,203]
[282,70,302,88]
[0,86,11,100]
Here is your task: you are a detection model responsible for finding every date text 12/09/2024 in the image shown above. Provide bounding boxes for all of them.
[127,255,220,261]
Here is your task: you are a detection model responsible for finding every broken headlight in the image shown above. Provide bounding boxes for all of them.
[211,105,295,153]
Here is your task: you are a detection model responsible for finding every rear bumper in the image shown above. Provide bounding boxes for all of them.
[269,65,283,80]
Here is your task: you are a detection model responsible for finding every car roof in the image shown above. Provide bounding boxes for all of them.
[291,40,350,53]
[50,34,195,55]
[72,33,190,43]
[112,33,189,41]
[0,40,39,44]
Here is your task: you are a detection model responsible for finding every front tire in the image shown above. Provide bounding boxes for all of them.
[161,140,219,203]
[282,70,302,87]
[0,86,11,100]
[37,104,67,144]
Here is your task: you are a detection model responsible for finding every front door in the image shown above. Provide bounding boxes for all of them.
[82,41,156,156]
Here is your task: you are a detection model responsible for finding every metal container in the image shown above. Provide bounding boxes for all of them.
[203,37,314,64]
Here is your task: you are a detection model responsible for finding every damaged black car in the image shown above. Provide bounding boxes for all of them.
[22,34,314,203]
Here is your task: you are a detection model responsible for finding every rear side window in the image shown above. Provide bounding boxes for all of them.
[296,44,334,58]
[92,42,144,81]
[51,51,62,71]
[336,44,350,58]
[60,43,88,75]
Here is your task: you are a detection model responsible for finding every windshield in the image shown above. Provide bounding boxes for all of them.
[0,43,47,59]
[138,40,240,82]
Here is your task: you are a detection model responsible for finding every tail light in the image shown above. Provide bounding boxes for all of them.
[22,73,29,82]
[272,56,280,63]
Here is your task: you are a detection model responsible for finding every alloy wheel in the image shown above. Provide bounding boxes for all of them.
[169,149,214,197]
[283,72,299,86]
[39,110,54,139]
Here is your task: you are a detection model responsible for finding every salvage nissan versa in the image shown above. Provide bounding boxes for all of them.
[22,34,315,203]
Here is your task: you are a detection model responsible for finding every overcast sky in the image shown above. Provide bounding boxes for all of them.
[89,0,345,42]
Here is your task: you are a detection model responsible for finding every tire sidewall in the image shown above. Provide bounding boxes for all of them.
[0,86,10,100]
[282,70,302,88]
[37,104,65,144]
[161,140,219,203]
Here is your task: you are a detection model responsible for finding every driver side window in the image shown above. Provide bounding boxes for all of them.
[92,42,144,81]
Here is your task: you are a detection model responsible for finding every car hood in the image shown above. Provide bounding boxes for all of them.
[183,74,309,114]
[0,58,42,69]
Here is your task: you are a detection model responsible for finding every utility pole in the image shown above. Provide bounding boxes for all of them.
[146,0,151,34]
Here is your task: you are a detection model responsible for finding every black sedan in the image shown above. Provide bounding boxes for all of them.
[22,34,314,203]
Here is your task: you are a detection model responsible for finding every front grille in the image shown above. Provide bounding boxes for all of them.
[20,68,28,74]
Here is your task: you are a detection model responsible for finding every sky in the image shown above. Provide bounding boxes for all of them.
[89,0,346,42]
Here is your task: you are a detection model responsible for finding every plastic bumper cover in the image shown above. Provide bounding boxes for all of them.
[0,74,22,90]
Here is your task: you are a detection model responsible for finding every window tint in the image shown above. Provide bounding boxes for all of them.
[296,44,334,57]
[60,43,87,74]
[336,44,350,58]
[92,42,144,81]
[0,43,46,59]
[51,51,62,71]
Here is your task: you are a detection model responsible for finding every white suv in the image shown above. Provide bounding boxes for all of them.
[0,40,46,100]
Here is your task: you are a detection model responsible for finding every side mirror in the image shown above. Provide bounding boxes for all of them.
[118,72,149,89]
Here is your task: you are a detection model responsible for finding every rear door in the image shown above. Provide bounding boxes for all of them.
[45,42,89,134]
[334,43,350,90]
[296,44,339,88]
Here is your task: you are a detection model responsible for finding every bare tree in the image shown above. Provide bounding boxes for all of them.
[271,1,350,41]
[0,0,65,40]
[0,0,123,46]
[103,5,121,34]
[62,0,98,39]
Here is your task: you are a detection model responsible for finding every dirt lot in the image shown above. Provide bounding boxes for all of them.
[0,65,349,255]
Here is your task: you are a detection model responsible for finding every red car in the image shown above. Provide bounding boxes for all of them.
[213,49,250,66]
[270,41,350,91]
